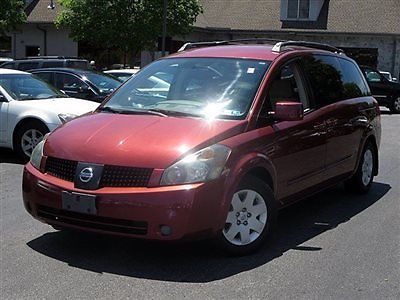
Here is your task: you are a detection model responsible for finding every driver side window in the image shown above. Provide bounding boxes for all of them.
[55,73,88,91]
[261,61,310,117]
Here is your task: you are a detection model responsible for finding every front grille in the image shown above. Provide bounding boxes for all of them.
[100,165,153,187]
[37,205,148,235]
[44,157,153,187]
[45,157,77,181]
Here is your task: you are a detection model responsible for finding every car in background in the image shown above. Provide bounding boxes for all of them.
[0,56,91,71]
[31,68,122,102]
[379,70,397,82]
[104,68,140,82]
[0,69,98,159]
[0,57,13,64]
[360,66,400,113]
[23,40,381,255]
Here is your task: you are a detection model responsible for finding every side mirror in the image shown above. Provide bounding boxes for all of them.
[0,94,7,102]
[274,101,303,121]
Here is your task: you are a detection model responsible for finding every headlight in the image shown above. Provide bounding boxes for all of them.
[30,139,46,171]
[58,113,77,124]
[160,144,231,186]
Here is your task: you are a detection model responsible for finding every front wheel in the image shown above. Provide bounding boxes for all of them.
[345,142,376,194]
[217,175,277,255]
[14,121,49,161]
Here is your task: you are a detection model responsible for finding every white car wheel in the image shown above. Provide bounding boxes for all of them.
[21,129,44,158]
[223,189,268,246]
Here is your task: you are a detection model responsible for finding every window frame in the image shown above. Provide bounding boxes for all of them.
[287,0,311,20]
[257,56,314,126]
[338,57,371,97]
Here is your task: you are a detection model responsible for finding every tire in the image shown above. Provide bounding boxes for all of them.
[216,175,277,255]
[389,96,400,114]
[344,142,376,194]
[14,120,49,161]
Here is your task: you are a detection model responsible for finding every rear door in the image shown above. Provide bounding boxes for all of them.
[301,54,371,180]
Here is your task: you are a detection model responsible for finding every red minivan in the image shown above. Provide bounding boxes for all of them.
[23,40,381,254]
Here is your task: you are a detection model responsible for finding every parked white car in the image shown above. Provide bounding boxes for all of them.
[0,69,98,159]
[104,68,140,82]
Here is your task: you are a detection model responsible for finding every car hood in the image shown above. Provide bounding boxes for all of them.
[17,97,99,116]
[44,112,247,168]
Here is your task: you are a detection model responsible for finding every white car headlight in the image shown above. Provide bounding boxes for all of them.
[30,139,46,171]
[160,144,231,186]
[58,113,78,124]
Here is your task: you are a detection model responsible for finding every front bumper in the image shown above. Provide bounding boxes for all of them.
[23,163,227,241]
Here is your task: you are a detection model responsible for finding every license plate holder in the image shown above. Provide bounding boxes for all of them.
[62,191,97,215]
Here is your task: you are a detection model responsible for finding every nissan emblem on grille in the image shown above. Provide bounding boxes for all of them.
[79,167,94,183]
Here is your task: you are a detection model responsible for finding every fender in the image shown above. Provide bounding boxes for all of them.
[215,152,278,231]
[8,111,57,150]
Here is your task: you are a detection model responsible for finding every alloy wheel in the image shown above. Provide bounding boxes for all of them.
[223,189,268,246]
[361,149,373,186]
[21,129,44,158]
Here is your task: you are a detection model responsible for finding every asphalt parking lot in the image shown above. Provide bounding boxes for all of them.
[1,110,399,299]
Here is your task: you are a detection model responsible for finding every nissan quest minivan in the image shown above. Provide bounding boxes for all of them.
[23,40,381,254]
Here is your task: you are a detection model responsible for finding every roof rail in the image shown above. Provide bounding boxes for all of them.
[272,41,344,53]
[178,39,344,54]
[178,38,285,52]
[178,41,229,52]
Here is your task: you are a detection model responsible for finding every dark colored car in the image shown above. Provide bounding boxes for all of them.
[0,56,91,71]
[23,40,381,255]
[360,66,400,113]
[31,68,122,102]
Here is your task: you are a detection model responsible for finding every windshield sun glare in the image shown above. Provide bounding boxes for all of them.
[101,58,271,120]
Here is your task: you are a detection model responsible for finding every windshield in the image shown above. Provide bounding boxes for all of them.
[102,58,270,119]
[83,72,122,93]
[0,74,65,100]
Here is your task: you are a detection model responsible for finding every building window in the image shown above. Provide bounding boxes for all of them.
[287,0,310,19]
[0,36,12,53]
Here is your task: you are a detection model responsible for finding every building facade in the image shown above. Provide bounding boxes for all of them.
[2,0,77,59]
[182,0,400,78]
[2,0,399,78]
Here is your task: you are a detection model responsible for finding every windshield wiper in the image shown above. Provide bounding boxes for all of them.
[146,108,200,118]
[98,106,168,117]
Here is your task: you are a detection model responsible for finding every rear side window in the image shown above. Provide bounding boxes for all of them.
[338,58,370,98]
[301,55,343,107]
[42,61,64,68]
[18,62,39,71]
[302,55,370,107]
